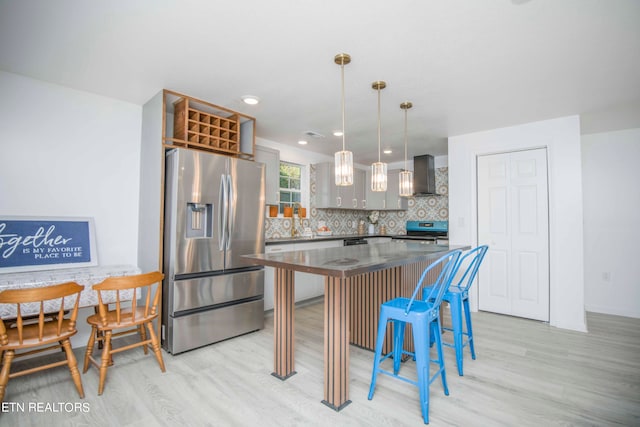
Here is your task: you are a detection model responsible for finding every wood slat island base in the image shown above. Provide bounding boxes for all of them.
[245,242,468,412]
[323,276,351,410]
[272,268,295,380]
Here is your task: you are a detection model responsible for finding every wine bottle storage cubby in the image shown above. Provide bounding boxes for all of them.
[173,97,240,154]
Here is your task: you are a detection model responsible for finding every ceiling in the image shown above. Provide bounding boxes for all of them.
[1,0,639,165]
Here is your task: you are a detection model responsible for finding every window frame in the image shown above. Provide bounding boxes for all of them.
[278,161,303,215]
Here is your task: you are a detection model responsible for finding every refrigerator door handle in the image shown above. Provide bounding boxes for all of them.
[218,174,227,251]
[226,173,234,250]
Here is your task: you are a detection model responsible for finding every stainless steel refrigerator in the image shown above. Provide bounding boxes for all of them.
[162,147,265,354]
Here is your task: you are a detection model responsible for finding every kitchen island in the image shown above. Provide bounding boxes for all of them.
[244,241,468,412]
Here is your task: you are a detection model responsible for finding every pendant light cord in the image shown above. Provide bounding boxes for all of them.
[341,62,346,152]
[377,87,381,163]
[404,107,408,170]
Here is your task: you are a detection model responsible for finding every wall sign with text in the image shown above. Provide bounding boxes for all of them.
[0,217,98,273]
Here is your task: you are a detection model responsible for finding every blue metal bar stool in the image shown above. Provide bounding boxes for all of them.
[424,245,488,376]
[368,250,462,424]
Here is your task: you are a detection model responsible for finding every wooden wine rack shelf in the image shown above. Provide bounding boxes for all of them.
[173,97,240,154]
[164,90,255,158]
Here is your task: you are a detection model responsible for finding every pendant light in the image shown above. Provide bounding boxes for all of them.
[399,101,414,196]
[334,53,353,186]
[371,81,387,192]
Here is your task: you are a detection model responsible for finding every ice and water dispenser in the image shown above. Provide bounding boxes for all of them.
[186,202,213,238]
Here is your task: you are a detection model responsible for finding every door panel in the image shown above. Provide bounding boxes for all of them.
[168,299,264,354]
[167,149,226,276]
[482,248,509,313]
[226,158,266,270]
[517,251,539,301]
[515,157,536,177]
[170,269,264,315]
[489,187,508,234]
[516,185,538,234]
[511,149,549,320]
[489,158,507,178]
[478,155,510,314]
[478,149,549,321]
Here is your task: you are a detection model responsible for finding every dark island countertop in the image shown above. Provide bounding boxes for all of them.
[244,241,468,278]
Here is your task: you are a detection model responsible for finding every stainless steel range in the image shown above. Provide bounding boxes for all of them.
[402,220,449,243]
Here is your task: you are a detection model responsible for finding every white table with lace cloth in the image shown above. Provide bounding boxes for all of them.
[0,264,141,318]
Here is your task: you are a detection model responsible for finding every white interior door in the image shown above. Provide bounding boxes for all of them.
[477,149,549,321]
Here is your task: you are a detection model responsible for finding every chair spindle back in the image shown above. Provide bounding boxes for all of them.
[0,282,84,345]
[92,271,163,327]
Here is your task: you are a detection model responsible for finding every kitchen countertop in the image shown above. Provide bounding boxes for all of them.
[265,233,447,245]
[388,235,449,241]
[246,241,467,278]
[265,233,392,245]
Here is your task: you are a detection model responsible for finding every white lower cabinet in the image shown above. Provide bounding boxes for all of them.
[365,237,392,244]
[264,244,293,311]
[294,240,343,304]
[263,239,343,310]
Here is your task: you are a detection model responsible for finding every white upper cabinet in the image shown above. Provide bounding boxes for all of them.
[316,162,367,210]
[315,162,342,208]
[352,169,366,209]
[365,168,408,210]
[385,170,408,210]
[254,145,280,206]
[365,169,385,210]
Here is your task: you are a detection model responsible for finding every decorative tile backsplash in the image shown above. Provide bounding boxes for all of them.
[265,167,448,239]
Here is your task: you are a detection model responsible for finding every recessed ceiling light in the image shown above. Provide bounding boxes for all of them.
[298,140,308,145]
[241,95,260,105]
[383,149,392,154]
[333,130,343,137]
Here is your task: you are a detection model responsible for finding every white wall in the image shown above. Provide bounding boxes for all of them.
[0,71,142,265]
[0,71,143,346]
[448,116,586,332]
[582,128,640,318]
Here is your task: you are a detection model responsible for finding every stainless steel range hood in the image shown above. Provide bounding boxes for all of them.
[413,154,438,196]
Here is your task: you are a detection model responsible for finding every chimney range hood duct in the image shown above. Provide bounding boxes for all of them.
[413,154,438,196]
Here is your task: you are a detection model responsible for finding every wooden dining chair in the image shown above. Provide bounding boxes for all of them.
[83,271,165,395]
[0,282,85,402]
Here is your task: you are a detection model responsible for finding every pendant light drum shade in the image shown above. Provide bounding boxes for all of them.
[334,53,353,186]
[371,162,388,192]
[335,150,354,186]
[399,101,414,197]
[399,170,413,196]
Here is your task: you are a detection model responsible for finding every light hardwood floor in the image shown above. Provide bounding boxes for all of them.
[2,301,639,426]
